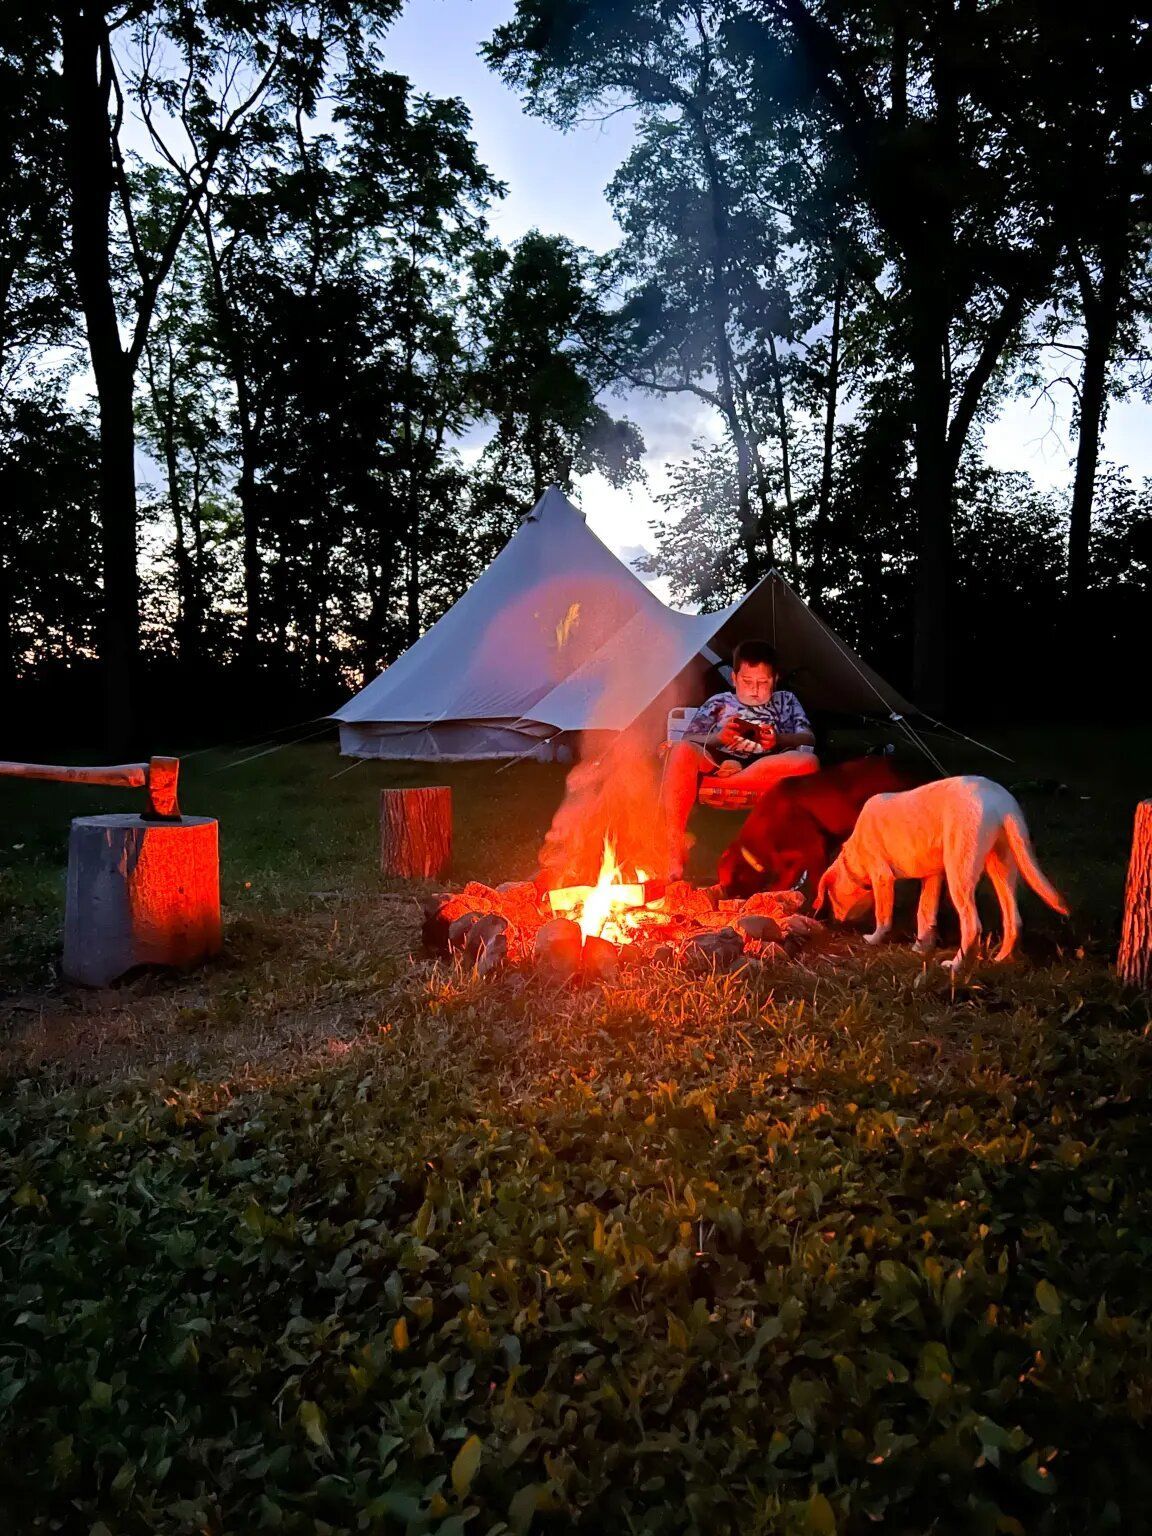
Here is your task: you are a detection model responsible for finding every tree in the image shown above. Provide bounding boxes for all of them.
[52,0,400,750]
[201,63,500,674]
[0,392,102,717]
[136,187,235,674]
[468,231,644,533]
[0,4,74,386]
[487,5,823,583]
[642,440,752,609]
[487,0,1075,706]
[1020,13,1152,609]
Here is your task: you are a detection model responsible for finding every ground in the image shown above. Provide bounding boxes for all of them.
[1,726,1150,1533]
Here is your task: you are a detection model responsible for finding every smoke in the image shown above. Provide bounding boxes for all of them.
[537,725,672,888]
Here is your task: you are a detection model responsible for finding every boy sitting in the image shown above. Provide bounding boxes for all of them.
[662,640,819,880]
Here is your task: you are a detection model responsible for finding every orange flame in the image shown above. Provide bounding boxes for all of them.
[577,837,651,943]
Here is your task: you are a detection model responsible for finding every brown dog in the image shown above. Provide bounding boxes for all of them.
[717,756,924,899]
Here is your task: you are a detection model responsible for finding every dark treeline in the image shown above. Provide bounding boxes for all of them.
[3,2,1152,753]
[1,1,642,752]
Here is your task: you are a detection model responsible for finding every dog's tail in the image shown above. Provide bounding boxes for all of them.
[1002,811,1069,915]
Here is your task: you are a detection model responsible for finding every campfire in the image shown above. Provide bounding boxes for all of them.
[420,859,823,981]
[419,727,826,981]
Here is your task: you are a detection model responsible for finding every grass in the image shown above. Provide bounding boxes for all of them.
[1,725,1151,1533]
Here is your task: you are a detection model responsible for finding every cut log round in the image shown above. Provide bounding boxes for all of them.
[63,814,222,987]
[380,786,452,880]
[1118,799,1152,988]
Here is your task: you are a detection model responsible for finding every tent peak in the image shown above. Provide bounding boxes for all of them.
[522,484,585,524]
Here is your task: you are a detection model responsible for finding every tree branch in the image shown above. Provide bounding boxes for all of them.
[946,281,1032,471]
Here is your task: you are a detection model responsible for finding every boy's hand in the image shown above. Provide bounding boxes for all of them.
[715,759,742,777]
[718,715,746,749]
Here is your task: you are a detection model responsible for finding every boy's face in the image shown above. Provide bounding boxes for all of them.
[733,662,776,706]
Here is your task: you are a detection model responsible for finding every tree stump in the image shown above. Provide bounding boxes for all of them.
[380,786,452,879]
[1118,799,1152,988]
[63,814,222,987]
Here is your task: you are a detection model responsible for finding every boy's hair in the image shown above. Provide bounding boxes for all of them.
[732,639,779,674]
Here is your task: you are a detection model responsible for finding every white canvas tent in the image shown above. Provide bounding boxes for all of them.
[334,485,913,761]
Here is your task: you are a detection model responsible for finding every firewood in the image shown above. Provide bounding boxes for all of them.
[1119,800,1152,988]
[379,786,451,879]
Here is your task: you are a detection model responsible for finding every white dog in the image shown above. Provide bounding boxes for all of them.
[815,775,1068,971]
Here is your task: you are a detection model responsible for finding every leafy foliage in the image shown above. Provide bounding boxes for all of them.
[2,736,1152,1531]
[4,943,1152,1532]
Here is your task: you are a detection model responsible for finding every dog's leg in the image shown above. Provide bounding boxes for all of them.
[914,875,942,953]
[864,873,895,946]
[986,842,1020,962]
[942,866,982,972]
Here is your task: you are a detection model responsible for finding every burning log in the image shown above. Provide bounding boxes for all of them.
[549,881,659,917]
[659,881,719,919]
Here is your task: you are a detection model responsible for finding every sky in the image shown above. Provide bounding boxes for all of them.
[380,0,1152,571]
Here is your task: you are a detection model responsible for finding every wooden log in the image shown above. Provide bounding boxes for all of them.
[1118,799,1152,988]
[63,814,222,987]
[379,786,451,879]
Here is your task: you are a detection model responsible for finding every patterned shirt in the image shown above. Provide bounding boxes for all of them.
[683,689,812,760]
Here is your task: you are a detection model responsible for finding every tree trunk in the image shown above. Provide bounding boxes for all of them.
[199,209,262,665]
[0,532,13,726]
[810,268,844,610]
[363,516,398,681]
[238,442,261,660]
[64,812,221,986]
[687,104,763,581]
[1118,800,1152,989]
[188,458,207,660]
[405,505,420,646]
[380,786,452,879]
[148,349,199,667]
[766,333,799,578]
[1068,246,1123,606]
[61,4,138,755]
[907,289,954,713]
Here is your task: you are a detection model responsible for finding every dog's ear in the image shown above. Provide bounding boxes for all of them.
[813,867,833,915]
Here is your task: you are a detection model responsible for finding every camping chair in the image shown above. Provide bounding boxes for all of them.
[665,708,764,810]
